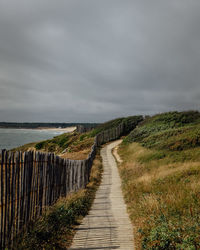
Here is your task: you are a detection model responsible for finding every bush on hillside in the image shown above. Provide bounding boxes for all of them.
[35,141,46,150]
[124,111,200,151]
[140,213,200,249]
[90,115,143,137]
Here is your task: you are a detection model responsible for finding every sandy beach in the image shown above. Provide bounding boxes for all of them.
[35,126,76,132]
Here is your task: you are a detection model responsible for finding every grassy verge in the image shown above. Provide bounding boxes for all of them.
[118,143,200,249]
[118,111,200,249]
[15,152,102,249]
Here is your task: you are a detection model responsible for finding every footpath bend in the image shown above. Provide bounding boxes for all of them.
[70,140,134,250]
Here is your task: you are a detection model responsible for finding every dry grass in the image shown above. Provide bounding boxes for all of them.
[12,132,94,160]
[118,142,200,249]
[136,161,200,184]
[60,148,91,160]
[11,142,37,152]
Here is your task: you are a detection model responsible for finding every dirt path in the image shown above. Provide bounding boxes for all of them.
[69,140,134,250]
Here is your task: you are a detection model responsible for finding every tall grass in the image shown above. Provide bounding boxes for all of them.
[118,143,200,249]
[119,111,200,249]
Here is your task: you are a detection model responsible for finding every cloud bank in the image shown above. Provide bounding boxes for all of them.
[0,0,200,122]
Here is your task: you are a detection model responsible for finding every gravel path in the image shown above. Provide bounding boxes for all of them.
[69,140,134,250]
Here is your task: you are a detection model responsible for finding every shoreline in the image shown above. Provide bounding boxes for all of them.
[0,126,77,150]
[35,126,76,132]
[0,126,76,132]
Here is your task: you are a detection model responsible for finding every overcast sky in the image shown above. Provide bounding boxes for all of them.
[0,0,200,122]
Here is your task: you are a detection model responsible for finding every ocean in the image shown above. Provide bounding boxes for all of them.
[0,128,74,150]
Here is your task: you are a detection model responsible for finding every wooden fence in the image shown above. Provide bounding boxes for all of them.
[0,118,142,249]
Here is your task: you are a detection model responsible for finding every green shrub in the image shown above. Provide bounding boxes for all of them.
[138,151,166,163]
[17,195,90,249]
[124,111,200,152]
[34,133,73,153]
[35,141,46,150]
[89,115,143,137]
[79,134,85,141]
[57,137,69,148]
[47,143,56,152]
[140,214,200,250]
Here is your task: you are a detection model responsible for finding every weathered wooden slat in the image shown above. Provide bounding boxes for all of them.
[36,152,41,216]
[30,152,36,221]
[82,160,86,188]
[46,153,50,207]
[30,151,34,219]
[15,151,20,239]
[66,159,70,194]
[10,152,16,246]
[34,152,39,219]
[3,151,8,248]
[55,156,58,200]
[49,153,54,206]
[7,153,12,245]
[19,152,24,231]
[27,151,33,225]
[43,153,47,210]
[0,150,5,249]
[71,161,75,191]
[39,153,44,215]
[23,152,27,228]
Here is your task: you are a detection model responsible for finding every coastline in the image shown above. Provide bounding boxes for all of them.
[0,126,76,132]
[0,126,77,150]
[35,126,76,132]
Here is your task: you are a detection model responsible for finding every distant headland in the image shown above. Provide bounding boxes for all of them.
[0,122,99,130]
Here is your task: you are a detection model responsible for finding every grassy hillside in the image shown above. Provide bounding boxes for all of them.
[12,131,94,159]
[118,111,200,249]
[13,115,143,159]
[89,115,143,137]
[124,111,200,148]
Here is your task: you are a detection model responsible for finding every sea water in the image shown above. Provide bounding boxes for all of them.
[0,128,70,150]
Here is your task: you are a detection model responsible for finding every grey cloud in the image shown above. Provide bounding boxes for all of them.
[0,0,200,122]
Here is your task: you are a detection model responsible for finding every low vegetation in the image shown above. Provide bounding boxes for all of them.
[124,111,200,148]
[35,131,94,156]
[15,152,103,249]
[13,131,94,159]
[13,115,143,160]
[118,111,200,249]
[89,115,143,137]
